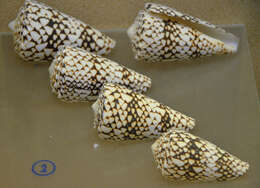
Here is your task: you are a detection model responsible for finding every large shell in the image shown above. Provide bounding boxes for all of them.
[8,0,115,62]
[127,3,239,62]
[49,46,151,102]
[92,83,195,140]
[152,129,249,181]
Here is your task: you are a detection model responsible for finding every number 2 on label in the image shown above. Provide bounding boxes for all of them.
[40,164,47,173]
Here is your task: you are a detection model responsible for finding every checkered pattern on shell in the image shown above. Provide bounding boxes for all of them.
[128,3,236,62]
[92,83,195,140]
[11,0,115,62]
[49,46,151,102]
[152,129,249,182]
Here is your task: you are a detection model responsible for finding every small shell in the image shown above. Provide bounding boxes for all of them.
[152,129,249,181]
[92,83,195,140]
[49,46,151,102]
[127,3,239,62]
[9,0,115,62]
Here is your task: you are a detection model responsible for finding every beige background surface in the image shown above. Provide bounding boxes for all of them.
[0,0,259,97]
[1,26,260,188]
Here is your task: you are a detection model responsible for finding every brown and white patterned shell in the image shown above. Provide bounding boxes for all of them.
[10,0,115,62]
[128,3,238,62]
[49,46,151,102]
[92,83,195,140]
[152,129,249,181]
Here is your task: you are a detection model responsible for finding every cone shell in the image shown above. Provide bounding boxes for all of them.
[151,129,249,181]
[49,46,151,102]
[92,83,195,140]
[9,0,115,62]
[127,3,239,62]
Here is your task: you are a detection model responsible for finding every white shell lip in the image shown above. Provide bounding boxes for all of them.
[92,99,100,118]
[151,139,159,155]
[144,2,239,53]
[48,58,56,77]
[92,96,102,128]
[144,2,216,28]
[110,39,116,49]
[127,23,137,41]
[8,19,16,31]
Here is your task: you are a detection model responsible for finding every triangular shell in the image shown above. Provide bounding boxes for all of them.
[92,83,195,140]
[128,3,239,62]
[49,46,151,102]
[152,129,249,181]
[9,0,115,62]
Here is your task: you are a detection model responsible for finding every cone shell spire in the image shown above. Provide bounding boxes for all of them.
[92,83,195,140]
[128,2,239,62]
[152,129,249,181]
[49,46,151,102]
[9,0,115,62]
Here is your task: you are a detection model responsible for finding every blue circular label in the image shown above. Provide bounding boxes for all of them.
[32,160,56,176]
